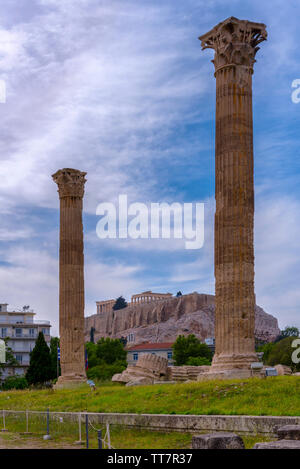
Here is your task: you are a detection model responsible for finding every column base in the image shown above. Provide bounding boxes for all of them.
[210,352,258,371]
[197,351,260,381]
[197,368,254,381]
[54,374,87,390]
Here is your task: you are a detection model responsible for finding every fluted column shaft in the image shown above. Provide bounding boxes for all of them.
[53,168,87,385]
[213,65,257,368]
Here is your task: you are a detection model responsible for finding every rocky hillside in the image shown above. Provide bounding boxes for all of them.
[84,292,280,345]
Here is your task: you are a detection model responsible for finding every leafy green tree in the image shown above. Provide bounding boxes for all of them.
[85,341,100,368]
[113,296,128,311]
[95,337,127,365]
[266,336,300,372]
[2,376,28,390]
[0,338,18,378]
[49,337,60,379]
[26,332,53,385]
[281,326,300,338]
[87,361,127,381]
[172,334,212,366]
[186,356,211,366]
[257,341,276,363]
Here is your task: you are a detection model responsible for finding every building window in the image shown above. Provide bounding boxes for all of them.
[15,354,23,364]
[127,333,135,343]
[15,328,22,338]
[133,353,138,361]
[29,328,35,337]
[1,328,7,338]
[42,328,49,335]
[167,352,173,359]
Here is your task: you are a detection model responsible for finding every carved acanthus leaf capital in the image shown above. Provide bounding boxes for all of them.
[199,17,267,73]
[52,168,87,199]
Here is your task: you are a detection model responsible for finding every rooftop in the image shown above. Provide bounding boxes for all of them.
[127,342,174,351]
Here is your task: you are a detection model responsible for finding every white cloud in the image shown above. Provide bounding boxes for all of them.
[255,194,300,329]
[0,0,300,338]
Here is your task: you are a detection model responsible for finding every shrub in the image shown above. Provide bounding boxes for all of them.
[1,376,28,390]
[95,338,127,365]
[87,361,127,381]
[186,356,211,366]
[173,334,213,365]
[266,336,300,371]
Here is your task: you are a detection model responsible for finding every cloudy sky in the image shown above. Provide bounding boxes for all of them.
[0,0,299,335]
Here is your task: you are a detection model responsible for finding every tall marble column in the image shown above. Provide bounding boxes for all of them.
[199,17,267,373]
[52,168,87,387]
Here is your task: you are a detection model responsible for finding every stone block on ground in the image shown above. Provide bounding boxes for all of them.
[274,365,292,376]
[125,376,153,386]
[276,425,300,440]
[197,369,252,381]
[253,440,300,449]
[192,433,245,449]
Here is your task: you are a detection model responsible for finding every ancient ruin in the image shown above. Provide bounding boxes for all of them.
[96,291,172,314]
[52,168,87,388]
[112,353,169,386]
[85,292,280,346]
[198,17,267,377]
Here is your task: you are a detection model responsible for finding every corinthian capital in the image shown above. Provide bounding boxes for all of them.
[52,168,87,199]
[199,16,267,73]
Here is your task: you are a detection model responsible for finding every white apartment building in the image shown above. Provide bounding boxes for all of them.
[0,303,51,380]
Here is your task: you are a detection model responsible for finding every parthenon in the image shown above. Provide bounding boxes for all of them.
[131,291,172,304]
[96,291,173,314]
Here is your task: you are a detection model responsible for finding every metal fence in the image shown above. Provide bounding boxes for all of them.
[0,409,114,449]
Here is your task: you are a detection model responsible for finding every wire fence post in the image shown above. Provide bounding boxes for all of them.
[85,414,89,449]
[2,410,6,431]
[78,412,82,443]
[43,408,51,440]
[97,430,102,449]
[26,410,29,433]
[47,408,50,435]
[106,423,111,449]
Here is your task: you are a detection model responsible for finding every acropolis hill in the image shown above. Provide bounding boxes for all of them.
[84,293,280,345]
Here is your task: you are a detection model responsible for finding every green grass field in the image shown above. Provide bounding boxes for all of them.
[0,376,299,416]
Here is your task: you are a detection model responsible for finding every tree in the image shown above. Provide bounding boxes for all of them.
[85,341,99,368]
[186,356,211,366]
[95,337,127,365]
[26,332,53,385]
[90,327,95,343]
[257,341,276,363]
[172,334,212,366]
[266,336,300,372]
[49,337,60,379]
[273,326,300,343]
[113,296,128,311]
[2,376,28,390]
[281,326,300,338]
[176,291,182,297]
[0,338,18,379]
[87,361,127,381]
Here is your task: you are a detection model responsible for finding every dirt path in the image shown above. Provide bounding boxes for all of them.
[0,432,82,449]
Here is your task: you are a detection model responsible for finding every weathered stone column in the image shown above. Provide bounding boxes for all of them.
[199,17,267,374]
[52,168,87,387]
